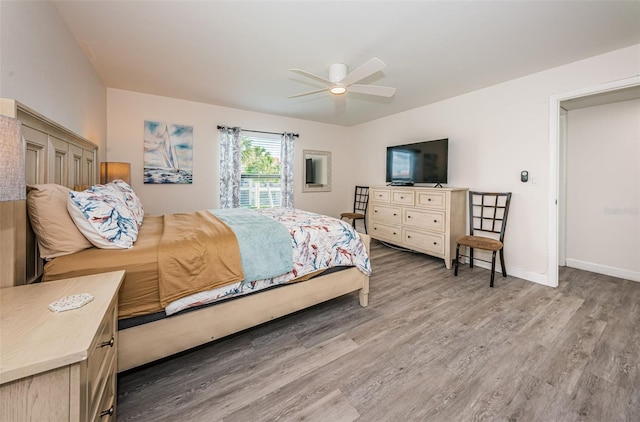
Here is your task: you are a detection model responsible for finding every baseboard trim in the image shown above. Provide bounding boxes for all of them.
[565,258,640,282]
[458,256,552,287]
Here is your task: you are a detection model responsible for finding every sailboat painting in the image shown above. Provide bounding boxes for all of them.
[144,120,193,184]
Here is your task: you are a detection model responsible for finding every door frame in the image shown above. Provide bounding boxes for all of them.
[547,76,640,287]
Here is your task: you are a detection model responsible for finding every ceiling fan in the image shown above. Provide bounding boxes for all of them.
[288,57,396,99]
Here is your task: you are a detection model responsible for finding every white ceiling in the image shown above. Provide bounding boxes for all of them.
[53,1,640,127]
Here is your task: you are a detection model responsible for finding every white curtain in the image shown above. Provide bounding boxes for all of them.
[280,132,295,208]
[219,126,241,208]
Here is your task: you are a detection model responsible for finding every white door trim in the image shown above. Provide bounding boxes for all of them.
[548,76,640,287]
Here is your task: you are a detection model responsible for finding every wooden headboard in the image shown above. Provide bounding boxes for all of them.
[0,98,98,288]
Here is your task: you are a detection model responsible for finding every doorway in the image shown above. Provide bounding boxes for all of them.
[548,76,640,287]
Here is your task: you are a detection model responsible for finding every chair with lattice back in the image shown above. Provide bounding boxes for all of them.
[340,186,370,233]
[454,191,512,287]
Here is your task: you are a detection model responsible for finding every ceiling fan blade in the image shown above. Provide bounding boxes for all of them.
[289,69,332,85]
[288,88,328,98]
[339,57,386,86]
[348,84,396,97]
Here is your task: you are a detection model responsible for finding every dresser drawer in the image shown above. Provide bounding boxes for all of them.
[371,222,402,243]
[404,208,445,232]
[391,190,414,205]
[416,191,446,209]
[371,188,390,203]
[403,228,445,256]
[87,301,117,414]
[371,204,402,223]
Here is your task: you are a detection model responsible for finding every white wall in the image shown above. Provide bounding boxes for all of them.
[565,99,640,280]
[107,88,356,216]
[0,1,106,159]
[351,45,640,284]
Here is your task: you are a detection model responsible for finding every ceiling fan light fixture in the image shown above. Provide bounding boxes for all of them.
[330,86,347,95]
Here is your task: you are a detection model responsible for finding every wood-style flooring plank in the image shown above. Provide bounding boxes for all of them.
[117,240,640,422]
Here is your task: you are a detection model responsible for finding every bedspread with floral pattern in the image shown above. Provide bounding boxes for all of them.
[165,208,371,315]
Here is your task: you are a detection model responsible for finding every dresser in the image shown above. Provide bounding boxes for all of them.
[0,271,124,421]
[369,186,467,269]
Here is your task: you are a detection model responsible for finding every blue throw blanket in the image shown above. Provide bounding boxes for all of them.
[210,208,293,282]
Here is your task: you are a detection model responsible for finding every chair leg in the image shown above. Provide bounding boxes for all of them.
[490,250,497,287]
[499,248,507,277]
[351,219,356,230]
[469,248,474,268]
[454,243,460,276]
[363,218,367,234]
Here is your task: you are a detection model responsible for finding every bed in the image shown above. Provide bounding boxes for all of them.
[1,99,371,373]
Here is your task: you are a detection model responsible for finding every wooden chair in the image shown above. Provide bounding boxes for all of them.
[454,191,512,287]
[340,186,370,233]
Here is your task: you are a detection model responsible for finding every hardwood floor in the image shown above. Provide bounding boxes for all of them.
[117,240,640,421]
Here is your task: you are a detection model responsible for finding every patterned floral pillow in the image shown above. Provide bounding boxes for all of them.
[67,188,139,249]
[107,180,144,226]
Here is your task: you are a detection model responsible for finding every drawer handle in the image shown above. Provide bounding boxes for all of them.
[100,406,114,417]
[374,210,378,213]
[100,337,115,348]
[428,198,432,201]
[393,213,397,216]
[407,215,411,218]
[433,242,437,245]
[433,220,438,223]
[407,235,411,239]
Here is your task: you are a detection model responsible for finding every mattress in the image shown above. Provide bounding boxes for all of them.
[43,215,164,318]
[43,208,372,320]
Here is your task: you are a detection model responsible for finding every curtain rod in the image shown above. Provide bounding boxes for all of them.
[217,125,299,138]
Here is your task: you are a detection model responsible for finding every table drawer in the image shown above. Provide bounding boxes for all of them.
[404,208,445,232]
[391,190,414,205]
[371,204,402,223]
[371,188,390,203]
[87,301,116,413]
[416,191,446,209]
[371,222,402,243]
[91,354,116,421]
[403,228,445,256]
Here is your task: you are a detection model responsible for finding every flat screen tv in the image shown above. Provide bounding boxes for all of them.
[386,138,448,186]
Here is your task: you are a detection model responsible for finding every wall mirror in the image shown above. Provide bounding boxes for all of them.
[302,150,331,192]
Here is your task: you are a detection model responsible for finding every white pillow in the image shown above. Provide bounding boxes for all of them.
[67,188,139,249]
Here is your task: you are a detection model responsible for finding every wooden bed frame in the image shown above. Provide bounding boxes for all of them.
[1,98,370,373]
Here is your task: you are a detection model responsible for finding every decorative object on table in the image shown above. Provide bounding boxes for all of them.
[0,115,25,201]
[48,292,94,312]
[143,120,193,184]
[100,161,131,184]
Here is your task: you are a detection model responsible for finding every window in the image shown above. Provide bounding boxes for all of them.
[240,134,282,208]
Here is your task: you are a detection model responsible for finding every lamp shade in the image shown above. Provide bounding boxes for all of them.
[0,115,25,201]
[100,162,131,184]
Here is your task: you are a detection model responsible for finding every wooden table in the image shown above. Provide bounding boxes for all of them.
[0,271,124,421]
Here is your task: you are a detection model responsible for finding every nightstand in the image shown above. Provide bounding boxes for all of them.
[0,270,124,421]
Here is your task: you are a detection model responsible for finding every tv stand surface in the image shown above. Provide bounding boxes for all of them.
[369,185,467,269]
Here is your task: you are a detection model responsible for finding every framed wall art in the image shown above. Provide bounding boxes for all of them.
[144,120,193,184]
